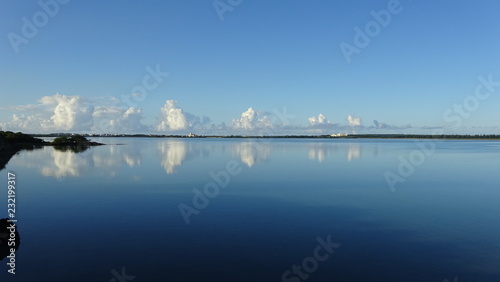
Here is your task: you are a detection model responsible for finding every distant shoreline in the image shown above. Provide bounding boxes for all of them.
[30,133,500,140]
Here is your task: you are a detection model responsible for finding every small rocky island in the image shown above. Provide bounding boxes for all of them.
[0,131,104,169]
[50,135,104,152]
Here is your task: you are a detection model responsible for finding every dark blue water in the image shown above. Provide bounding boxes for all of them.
[1,138,499,281]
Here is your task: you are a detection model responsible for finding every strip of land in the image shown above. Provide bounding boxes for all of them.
[30,133,500,140]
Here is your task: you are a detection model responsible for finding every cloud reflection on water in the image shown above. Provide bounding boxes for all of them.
[7,139,380,178]
[157,141,187,174]
[307,142,362,162]
[41,149,92,178]
[231,141,271,167]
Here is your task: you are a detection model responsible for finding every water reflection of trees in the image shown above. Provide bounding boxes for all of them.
[53,145,91,153]
[0,146,41,171]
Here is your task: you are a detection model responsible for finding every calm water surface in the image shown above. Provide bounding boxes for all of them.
[1,138,499,281]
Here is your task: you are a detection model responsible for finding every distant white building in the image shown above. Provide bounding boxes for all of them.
[331,133,348,137]
[187,132,197,137]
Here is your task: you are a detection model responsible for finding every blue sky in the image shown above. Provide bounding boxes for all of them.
[1,0,500,134]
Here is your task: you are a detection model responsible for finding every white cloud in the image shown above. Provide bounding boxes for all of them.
[1,94,95,132]
[156,100,208,132]
[308,113,330,126]
[1,94,152,133]
[42,94,95,131]
[373,120,387,129]
[94,106,147,133]
[2,113,44,131]
[347,115,362,126]
[0,95,435,135]
[232,107,272,130]
[157,100,187,131]
[372,120,412,131]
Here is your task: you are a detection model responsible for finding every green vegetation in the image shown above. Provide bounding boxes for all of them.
[0,131,104,147]
[52,135,93,146]
[51,135,103,151]
[0,131,47,170]
[0,131,45,145]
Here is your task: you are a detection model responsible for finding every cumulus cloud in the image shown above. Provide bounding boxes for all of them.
[1,95,426,135]
[232,107,272,130]
[346,115,362,126]
[94,106,147,133]
[1,94,95,132]
[373,120,386,129]
[0,94,154,133]
[2,113,45,131]
[372,120,412,131]
[304,113,343,134]
[156,100,208,132]
[120,107,145,131]
[157,100,187,131]
[42,94,95,131]
[308,113,330,126]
